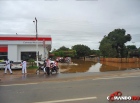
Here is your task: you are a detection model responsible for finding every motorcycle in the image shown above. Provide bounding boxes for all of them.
[36,62,59,75]
[50,63,59,74]
[36,63,45,74]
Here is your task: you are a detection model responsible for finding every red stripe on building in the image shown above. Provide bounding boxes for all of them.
[0,46,8,52]
[0,37,52,41]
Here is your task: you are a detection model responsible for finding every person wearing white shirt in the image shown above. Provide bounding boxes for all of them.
[4,59,12,74]
[22,60,27,74]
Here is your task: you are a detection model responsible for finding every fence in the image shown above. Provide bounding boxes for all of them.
[84,57,140,63]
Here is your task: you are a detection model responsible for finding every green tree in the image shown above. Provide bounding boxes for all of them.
[72,44,91,58]
[99,29,132,58]
[28,58,35,67]
[51,46,76,58]
[63,50,76,57]
[54,52,59,57]
[127,45,138,57]
[126,45,137,50]
[57,46,70,51]
[90,49,101,56]
[108,29,131,57]
[99,36,117,57]
[59,51,65,57]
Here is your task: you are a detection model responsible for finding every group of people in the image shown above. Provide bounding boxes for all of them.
[40,58,58,74]
[4,58,59,75]
[4,59,27,74]
[56,57,71,63]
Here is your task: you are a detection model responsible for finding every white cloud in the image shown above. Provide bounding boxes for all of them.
[0,0,140,50]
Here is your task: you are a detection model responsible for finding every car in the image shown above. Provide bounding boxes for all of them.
[11,62,22,69]
[0,60,14,69]
[0,62,6,69]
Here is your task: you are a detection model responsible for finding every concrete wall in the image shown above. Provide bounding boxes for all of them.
[84,57,140,63]
[100,58,140,63]
[17,45,48,61]
[8,45,17,61]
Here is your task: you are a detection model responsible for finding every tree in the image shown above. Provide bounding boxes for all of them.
[127,45,138,57]
[63,50,76,57]
[90,49,101,56]
[99,36,117,57]
[99,29,132,58]
[108,29,131,57]
[126,45,137,50]
[72,44,91,58]
[28,58,35,67]
[51,46,76,58]
[51,48,57,52]
[57,46,70,51]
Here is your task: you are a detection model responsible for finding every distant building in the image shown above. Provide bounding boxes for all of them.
[0,35,52,61]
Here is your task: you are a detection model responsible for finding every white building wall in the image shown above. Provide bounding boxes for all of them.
[8,45,17,61]
[17,45,48,61]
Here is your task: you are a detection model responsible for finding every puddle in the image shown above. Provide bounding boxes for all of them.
[59,59,140,73]
[87,63,102,72]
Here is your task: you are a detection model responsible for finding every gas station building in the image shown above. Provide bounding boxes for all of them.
[0,35,52,61]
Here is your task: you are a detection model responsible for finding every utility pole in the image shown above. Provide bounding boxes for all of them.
[33,17,39,67]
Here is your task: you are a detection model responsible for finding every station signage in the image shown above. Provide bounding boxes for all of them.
[0,40,51,45]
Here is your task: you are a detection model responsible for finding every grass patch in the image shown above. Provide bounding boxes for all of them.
[0,60,4,62]
[27,66,38,69]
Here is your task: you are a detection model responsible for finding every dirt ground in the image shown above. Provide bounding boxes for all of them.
[0,69,36,81]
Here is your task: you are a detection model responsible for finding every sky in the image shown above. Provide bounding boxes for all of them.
[0,0,140,51]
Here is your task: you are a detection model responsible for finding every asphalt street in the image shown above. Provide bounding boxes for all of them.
[0,72,140,103]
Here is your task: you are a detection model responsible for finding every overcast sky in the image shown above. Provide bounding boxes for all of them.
[0,0,140,50]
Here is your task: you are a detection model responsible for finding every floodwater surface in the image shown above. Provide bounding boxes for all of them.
[59,59,140,73]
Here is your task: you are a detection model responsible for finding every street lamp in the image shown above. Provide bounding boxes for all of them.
[33,17,39,67]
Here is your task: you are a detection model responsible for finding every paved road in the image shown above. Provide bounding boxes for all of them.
[0,73,140,103]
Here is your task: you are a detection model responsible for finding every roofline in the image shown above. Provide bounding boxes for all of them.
[0,34,51,37]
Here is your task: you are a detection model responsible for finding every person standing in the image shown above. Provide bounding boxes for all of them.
[45,58,50,75]
[43,60,46,74]
[22,60,27,74]
[4,59,12,74]
[53,61,59,73]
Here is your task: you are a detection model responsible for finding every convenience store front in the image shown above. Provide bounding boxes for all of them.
[0,35,52,61]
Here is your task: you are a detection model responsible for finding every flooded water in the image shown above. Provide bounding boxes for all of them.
[59,59,140,73]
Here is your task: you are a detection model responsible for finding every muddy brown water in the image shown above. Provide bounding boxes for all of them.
[59,59,140,73]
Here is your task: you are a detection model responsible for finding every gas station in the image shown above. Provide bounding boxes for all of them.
[0,35,52,61]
